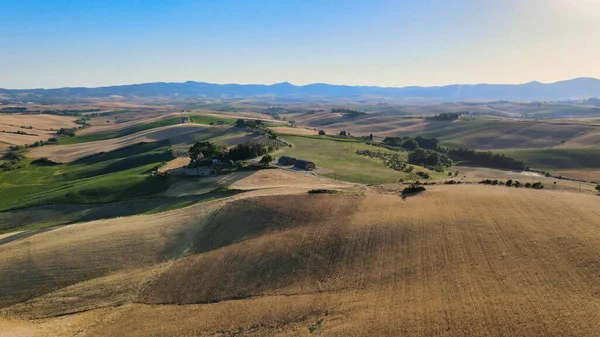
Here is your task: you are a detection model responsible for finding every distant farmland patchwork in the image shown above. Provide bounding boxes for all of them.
[1,102,600,336]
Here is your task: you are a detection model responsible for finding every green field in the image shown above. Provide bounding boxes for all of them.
[0,141,174,211]
[402,119,594,150]
[500,147,600,170]
[0,190,244,234]
[280,135,447,184]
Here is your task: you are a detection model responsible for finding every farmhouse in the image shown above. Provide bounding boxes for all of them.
[278,156,297,166]
[294,159,316,171]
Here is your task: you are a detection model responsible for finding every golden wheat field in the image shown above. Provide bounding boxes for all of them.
[1,185,599,336]
[0,114,79,152]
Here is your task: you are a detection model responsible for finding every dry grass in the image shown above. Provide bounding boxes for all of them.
[270,126,319,136]
[229,169,352,190]
[553,169,600,183]
[2,185,600,336]
[158,157,189,173]
[29,124,210,162]
[163,169,352,197]
[454,166,599,192]
[78,111,181,135]
[0,114,79,151]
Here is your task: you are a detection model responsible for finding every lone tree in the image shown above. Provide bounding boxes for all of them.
[259,154,273,166]
[318,130,326,136]
[189,141,222,163]
[369,133,374,141]
[235,119,246,128]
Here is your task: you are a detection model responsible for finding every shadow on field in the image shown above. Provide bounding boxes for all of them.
[0,227,59,246]
[400,190,425,200]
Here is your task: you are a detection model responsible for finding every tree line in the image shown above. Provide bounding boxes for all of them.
[447,148,526,171]
[188,141,270,167]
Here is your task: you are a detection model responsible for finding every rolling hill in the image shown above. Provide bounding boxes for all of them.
[1,185,599,336]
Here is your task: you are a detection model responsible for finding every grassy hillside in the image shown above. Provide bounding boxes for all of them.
[501,147,600,169]
[0,141,174,211]
[2,186,600,336]
[279,135,446,184]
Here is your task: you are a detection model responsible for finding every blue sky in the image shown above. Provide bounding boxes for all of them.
[1,0,598,89]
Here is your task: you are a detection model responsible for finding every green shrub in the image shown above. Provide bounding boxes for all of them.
[401,185,426,195]
[308,189,338,194]
[505,179,513,187]
[532,182,544,189]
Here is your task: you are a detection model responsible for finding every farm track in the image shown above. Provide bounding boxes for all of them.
[1,185,599,336]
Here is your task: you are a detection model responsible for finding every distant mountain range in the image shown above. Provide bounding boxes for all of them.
[2,77,600,102]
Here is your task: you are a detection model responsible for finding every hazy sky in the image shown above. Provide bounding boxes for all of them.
[1,0,599,89]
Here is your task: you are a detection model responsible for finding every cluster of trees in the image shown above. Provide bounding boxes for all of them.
[228,142,269,161]
[479,179,544,189]
[383,136,439,150]
[57,128,77,137]
[356,149,409,172]
[0,130,38,136]
[0,107,27,112]
[189,141,226,163]
[259,154,273,166]
[236,118,279,140]
[447,148,527,171]
[0,147,27,171]
[428,112,464,120]
[408,148,453,170]
[401,185,426,195]
[188,141,272,166]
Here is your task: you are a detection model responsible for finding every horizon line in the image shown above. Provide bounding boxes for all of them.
[2,77,599,91]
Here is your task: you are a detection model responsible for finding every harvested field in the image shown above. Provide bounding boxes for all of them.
[29,124,211,162]
[553,169,600,183]
[0,114,79,151]
[158,157,189,173]
[288,111,600,150]
[1,186,600,336]
[229,168,352,190]
[163,169,352,197]
[270,126,319,135]
[77,111,180,135]
[455,166,598,192]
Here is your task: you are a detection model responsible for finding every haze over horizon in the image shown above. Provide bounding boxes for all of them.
[1,0,599,89]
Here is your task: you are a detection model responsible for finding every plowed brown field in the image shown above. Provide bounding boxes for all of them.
[1,185,599,336]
